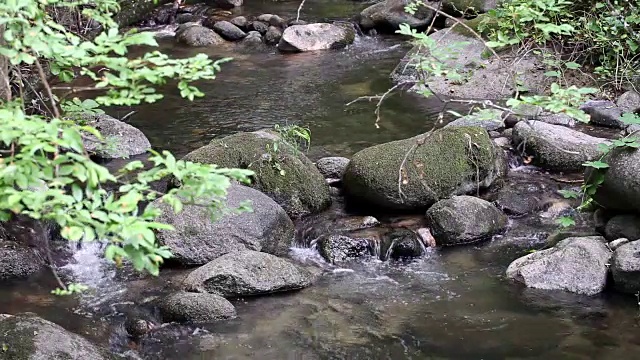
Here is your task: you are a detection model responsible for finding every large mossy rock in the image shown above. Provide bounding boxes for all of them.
[359,0,439,33]
[425,195,507,246]
[506,236,611,295]
[0,313,109,359]
[154,183,294,266]
[183,250,313,297]
[343,126,505,211]
[180,130,331,218]
[591,147,640,213]
[513,121,607,172]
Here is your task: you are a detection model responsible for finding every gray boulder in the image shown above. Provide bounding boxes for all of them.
[604,214,640,241]
[81,113,151,159]
[265,26,283,45]
[591,147,640,213]
[442,0,497,14]
[230,16,248,30]
[580,100,626,128]
[617,91,640,113]
[506,236,611,295]
[154,183,295,266]
[444,110,505,132]
[269,15,287,29]
[212,21,246,41]
[343,126,505,210]
[317,235,370,264]
[176,23,225,46]
[250,21,269,34]
[213,0,242,9]
[257,14,275,22]
[0,243,43,280]
[180,130,331,218]
[158,291,237,323]
[537,113,576,127]
[183,250,312,297]
[512,121,607,172]
[611,240,640,293]
[0,313,109,359]
[316,157,350,179]
[241,31,264,48]
[425,195,507,246]
[359,0,439,33]
[278,23,355,52]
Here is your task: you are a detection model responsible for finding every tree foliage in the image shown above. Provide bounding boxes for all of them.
[0,0,253,292]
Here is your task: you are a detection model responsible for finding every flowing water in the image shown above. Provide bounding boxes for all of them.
[3,1,640,359]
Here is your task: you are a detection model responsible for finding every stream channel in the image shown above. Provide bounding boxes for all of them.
[3,0,640,359]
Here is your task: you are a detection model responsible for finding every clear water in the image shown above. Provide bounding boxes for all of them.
[3,1,640,359]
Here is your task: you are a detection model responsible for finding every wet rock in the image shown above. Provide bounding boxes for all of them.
[392,31,554,99]
[230,16,248,30]
[537,113,576,127]
[124,316,156,339]
[212,21,246,41]
[0,313,109,359]
[442,0,498,14]
[278,23,355,52]
[493,182,548,216]
[81,113,151,159]
[426,195,507,246]
[444,110,505,132]
[539,199,573,219]
[493,137,511,149]
[359,0,438,33]
[617,91,640,113]
[249,21,269,35]
[257,14,275,22]
[213,0,242,9]
[506,236,611,295]
[179,130,331,218]
[580,100,625,128]
[154,183,295,266]
[316,157,350,179]
[611,240,640,293]
[604,214,640,241]
[159,291,237,323]
[609,238,630,251]
[269,15,287,29]
[591,147,640,213]
[183,250,312,297]
[0,243,43,280]
[175,13,198,24]
[386,228,424,259]
[241,31,263,47]
[317,235,370,264]
[265,26,283,45]
[512,121,607,172]
[343,127,504,210]
[175,22,225,46]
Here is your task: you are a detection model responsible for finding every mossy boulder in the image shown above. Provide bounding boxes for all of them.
[0,313,109,359]
[343,126,505,211]
[179,130,331,218]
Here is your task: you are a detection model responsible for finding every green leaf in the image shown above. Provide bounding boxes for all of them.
[556,216,576,228]
[582,160,609,169]
[558,189,580,199]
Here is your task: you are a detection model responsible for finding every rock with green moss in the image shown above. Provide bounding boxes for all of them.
[343,127,505,210]
[0,313,109,359]
[180,130,331,218]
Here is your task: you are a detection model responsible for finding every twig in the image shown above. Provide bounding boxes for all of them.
[120,111,136,122]
[295,0,306,22]
[34,59,61,119]
[44,233,67,291]
[345,82,405,128]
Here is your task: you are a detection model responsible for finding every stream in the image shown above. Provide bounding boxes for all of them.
[3,0,640,359]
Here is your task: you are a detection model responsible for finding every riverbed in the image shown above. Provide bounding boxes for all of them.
[3,0,640,358]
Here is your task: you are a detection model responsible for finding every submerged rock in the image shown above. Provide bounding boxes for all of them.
[611,240,640,294]
[359,0,438,33]
[154,183,294,266]
[159,291,237,323]
[175,22,225,46]
[506,236,611,295]
[183,250,312,297]
[343,127,505,210]
[211,20,246,41]
[278,23,355,52]
[512,121,607,172]
[604,214,640,241]
[81,113,151,159]
[179,130,331,218]
[592,147,640,213]
[316,157,350,179]
[385,228,424,259]
[425,195,507,246]
[0,313,109,359]
[317,235,370,264]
